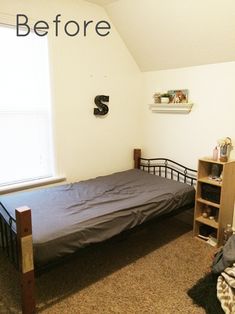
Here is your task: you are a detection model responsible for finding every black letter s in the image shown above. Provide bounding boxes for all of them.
[94,95,109,116]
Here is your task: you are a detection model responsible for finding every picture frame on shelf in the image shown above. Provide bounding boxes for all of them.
[168,89,189,104]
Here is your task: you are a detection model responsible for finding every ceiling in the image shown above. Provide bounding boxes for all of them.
[85,0,118,5]
[86,0,235,71]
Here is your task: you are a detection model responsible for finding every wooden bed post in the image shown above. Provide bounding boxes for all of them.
[134,148,141,169]
[16,207,36,314]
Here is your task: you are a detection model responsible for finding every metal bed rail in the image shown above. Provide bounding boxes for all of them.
[0,202,19,269]
[139,157,197,186]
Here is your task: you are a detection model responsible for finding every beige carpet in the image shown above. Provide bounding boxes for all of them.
[0,216,216,313]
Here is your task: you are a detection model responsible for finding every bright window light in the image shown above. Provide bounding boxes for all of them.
[0,25,54,186]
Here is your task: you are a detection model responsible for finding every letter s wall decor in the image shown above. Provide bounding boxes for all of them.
[94,95,109,116]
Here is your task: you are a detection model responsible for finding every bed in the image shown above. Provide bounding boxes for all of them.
[0,149,197,313]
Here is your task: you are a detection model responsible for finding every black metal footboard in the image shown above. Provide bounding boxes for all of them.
[0,202,19,268]
[139,157,197,186]
[0,204,35,313]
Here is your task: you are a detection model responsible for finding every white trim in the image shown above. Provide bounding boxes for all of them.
[0,176,66,194]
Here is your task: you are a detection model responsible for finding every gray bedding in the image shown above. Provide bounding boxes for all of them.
[0,169,195,266]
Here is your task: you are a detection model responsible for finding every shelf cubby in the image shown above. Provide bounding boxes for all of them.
[193,158,235,247]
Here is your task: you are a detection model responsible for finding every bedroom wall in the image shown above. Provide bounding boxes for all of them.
[0,0,143,182]
[142,61,235,170]
[143,62,235,229]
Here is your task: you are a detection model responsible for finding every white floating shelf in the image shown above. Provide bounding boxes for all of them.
[149,103,193,114]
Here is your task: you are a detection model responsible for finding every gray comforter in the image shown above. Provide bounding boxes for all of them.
[0,169,195,266]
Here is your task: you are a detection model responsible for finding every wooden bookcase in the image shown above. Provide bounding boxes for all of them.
[193,158,235,247]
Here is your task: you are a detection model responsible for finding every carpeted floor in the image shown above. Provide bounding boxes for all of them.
[0,216,217,314]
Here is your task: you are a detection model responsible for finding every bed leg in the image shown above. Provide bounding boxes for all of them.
[134,148,141,169]
[16,207,36,314]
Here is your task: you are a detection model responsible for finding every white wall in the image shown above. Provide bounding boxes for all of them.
[143,62,235,229]
[142,62,235,170]
[0,0,143,182]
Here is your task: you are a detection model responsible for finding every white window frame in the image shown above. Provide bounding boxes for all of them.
[0,14,65,193]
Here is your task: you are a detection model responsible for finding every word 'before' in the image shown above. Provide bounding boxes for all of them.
[16,14,111,37]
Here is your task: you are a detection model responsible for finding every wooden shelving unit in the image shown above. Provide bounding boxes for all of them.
[193,158,235,247]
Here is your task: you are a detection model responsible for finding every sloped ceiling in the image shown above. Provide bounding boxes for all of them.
[85,0,118,5]
[86,0,235,71]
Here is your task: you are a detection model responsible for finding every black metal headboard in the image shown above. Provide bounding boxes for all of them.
[139,157,197,186]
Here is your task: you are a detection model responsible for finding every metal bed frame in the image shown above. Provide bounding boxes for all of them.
[0,148,197,313]
[0,203,18,267]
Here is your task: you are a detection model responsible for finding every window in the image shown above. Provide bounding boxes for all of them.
[0,24,54,186]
